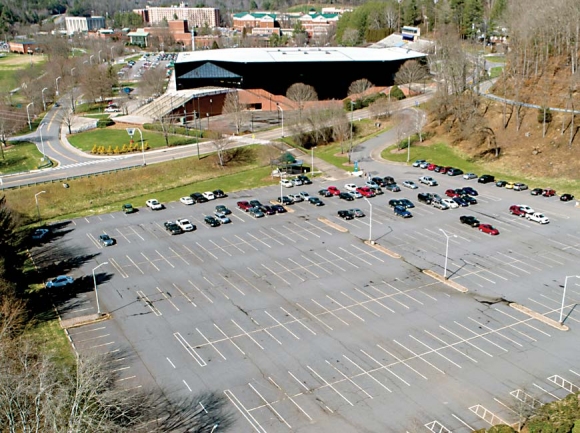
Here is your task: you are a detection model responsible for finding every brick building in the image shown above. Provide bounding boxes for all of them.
[8,40,36,54]
[134,5,220,29]
[232,11,339,38]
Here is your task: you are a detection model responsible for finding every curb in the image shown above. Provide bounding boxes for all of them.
[318,217,348,232]
[363,240,401,258]
[509,303,569,331]
[60,313,111,330]
[423,269,469,293]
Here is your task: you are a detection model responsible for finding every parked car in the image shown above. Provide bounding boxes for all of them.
[280,179,293,188]
[505,182,515,189]
[427,163,437,171]
[299,191,311,200]
[460,215,480,227]
[356,186,375,197]
[308,197,324,206]
[542,188,556,197]
[389,199,403,208]
[190,192,208,203]
[433,165,443,173]
[327,186,341,195]
[318,189,333,197]
[288,193,304,202]
[496,180,508,188]
[442,198,459,209]
[513,183,528,191]
[345,183,358,192]
[237,201,252,211]
[259,205,276,215]
[176,218,195,231]
[447,168,464,176]
[365,180,380,189]
[104,106,120,113]
[461,195,478,205]
[180,196,194,205]
[215,205,231,215]
[463,172,478,180]
[527,212,550,224]
[419,176,438,186]
[462,186,478,196]
[479,224,500,235]
[339,192,354,201]
[164,221,183,235]
[440,166,451,174]
[385,183,401,192]
[478,174,495,184]
[297,175,312,184]
[99,233,115,246]
[530,188,543,196]
[202,191,216,200]
[204,215,221,226]
[349,208,365,217]
[371,177,386,187]
[215,214,231,224]
[46,275,75,289]
[403,180,418,189]
[291,178,303,186]
[338,210,354,220]
[394,205,412,218]
[249,207,265,218]
[272,204,286,213]
[32,228,50,240]
[383,176,396,185]
[445,189,460,198]
[351,190,363,199]
[453,196,469,207]
[419,161,430,169]
[399,198,415,209]
[560,193,575,201]
[433,200,449,210]
[250,200,263,208]
[509,205,527,217]
[518,205,535,214]
[417,192,433,204]
[146,199,164,210]
[412,159,426,167]
[122,203,135,214]
[213,189,227,198]
[277,196,293,205]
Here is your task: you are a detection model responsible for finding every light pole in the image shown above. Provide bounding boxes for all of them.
[363,197,372,242]
[439,228,457,279]
[311,146,316,175]
[559,275,580,324]
[38,122,46,161]
[207,112,210,129]
[209,98,213,116]
[210,424,219,433]
[126,127,146,166]
[110,46,114,61]
[277,104,284,137]
[92,262,109,315]
[349,100,354,163]
[89,55,94,64]
[280,173,283,202]
[98,50,102,63]
[55,76,61,96]
[41,87,48,111]
[34,190,46,221]
[26,102,34,130]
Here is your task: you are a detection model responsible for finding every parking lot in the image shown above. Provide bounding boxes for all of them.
[56,162,580,432]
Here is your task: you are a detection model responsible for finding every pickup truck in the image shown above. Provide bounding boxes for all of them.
[527,212,550,224]
[460,215,480,227]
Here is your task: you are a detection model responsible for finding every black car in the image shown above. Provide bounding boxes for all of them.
[338,210,354,220]
[530,188,543,196]
[461,195,478,205]
[190,192,208,203]
[495,180,508,188]
[462,186,478,196]
[213,189,227,198]
[460,215,480,227]
[478,174,495,184]
[164,221,183,235]
[308,197,324,206]
[417,192,433,204]
[400,198,415,209]
[260,205,276,215]
[297,175,312,185]
[371,177,386,187]
[339,192,354,201]
[318,189,332,197]
[453,196,469,207]
[433,165,443,173]
[272,204,287,213]
[277,196,293,205]
[383,176,396,185]
[447,168,464,176]
[389,199,403,207]
[204,216,221,227]
[249,200,263,208]
[560,194,575,202]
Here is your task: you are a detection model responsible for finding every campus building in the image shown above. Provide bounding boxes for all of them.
[174,46,426,100]
[133,5,220,29]
[64,16,106,35]
[232,11,339,38]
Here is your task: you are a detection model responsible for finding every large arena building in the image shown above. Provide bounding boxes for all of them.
[174,46,426,99]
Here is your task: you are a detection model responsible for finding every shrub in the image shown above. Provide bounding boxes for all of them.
[390,85,406,100]
[91,144,98,153]
[97,118,115,128]
[538,107,552,123]
[487,425,516,433]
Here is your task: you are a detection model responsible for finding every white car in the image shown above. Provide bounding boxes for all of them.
[518,205,535,214]
[463,172,478,180]
[180,196,194,205]
[146,199,163,210]
[418,176,438,186]
[527,212,549,224]
[442,198,459,209]
[412,160,426,167]
[280,179,293,188]
[288,193,304,202]
[351,191,363,199]
[402,180,418,189]
[299,191,310,200]
[291,178,303,186]
[202,191,215,200]
[176,218,195,231]
[344,183,358,192]
[104,106,120,113]
[419,161,430,169]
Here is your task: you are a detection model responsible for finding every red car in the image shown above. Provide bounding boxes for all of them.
[445,189,459,198]
[542,189,556,197]
[479,224,499,235]
[440,166,451,174]
[509,205,527,217]
[356,186,375,197]
[327,186,341,196]
[427,163,437,171]
[237,201,252,211]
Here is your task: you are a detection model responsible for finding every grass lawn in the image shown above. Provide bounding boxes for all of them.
[0,61,46,93]
[489,67,504,78]
[0,141,48,174]
[75,102,110,114]
[67,128,191,151]
[485,55,506,63]
[25,318,76,368]
[4,145,279,220]
[83,113,111,119]
[381,141,580,197]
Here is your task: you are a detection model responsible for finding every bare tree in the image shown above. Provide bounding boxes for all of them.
[80,65,117,104]
[222,91,247,134]
[212,134,232,167]
[395,60,428,95]
[0,100,25,159]
[341,28,359,46]
[286,83,318,123]
[348,78,374,104]
[332,111,350,154]
[140,67,167,98]
[368,97,393,119]
[61,108,75,135]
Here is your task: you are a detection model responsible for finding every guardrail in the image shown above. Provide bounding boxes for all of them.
[2,164,143,191]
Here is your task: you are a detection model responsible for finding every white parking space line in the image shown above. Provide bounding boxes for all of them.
[288,258,319,278]
[313,251,346,272]
[189,280,213,304]
[231,320,264,349]
[88,341,115,349]
[327,248,360,268]
[268,376,313,421]
[247,232,271,248]
[247,383,292,429]
[172,283,197,307]
[204,276,230,300]
[258,230,284,246]
[423,330,478,363]
[114,228,132,244]
[156,250,174,268]
[127,225,146,241]
[168,247,190,265]
[307,365,354,406]
[384,281,423,305]
[233,270,261,292]
[234,235,259,251]
[141,252,160,271]
[156,287,179,311]
[214,323,246,355]
[532,383,561,400]
[182,244,204,263]
[489,254,531,275]
[361,348,411,386]
[325,359,374,399]
[275,260,305,282]
[209,239,232,256]
[467,317,524,348]
[310,299,350,326]
[196,241,218,260]
[343,354,394,391]
[451,413,476,431]
[264,311,301,339]
[301,255,332,275]
[220,274,245,296]
[439,325,493,358]
[86,233,101,248]
[224,389,266,433]
[409,335,462,369]
[302,219,333,236]
[295,303,333,331]
[454,321,508,353]
[369,284,409,310]
[461,259,508,281]
[69,326,106,335]
[269,227,297,243]
[450,263,495,285]
[173,332,207,367]
[221,237,245,253]
[282,224,310,240]
[75,333,111,344]
[126,255,144,274]
[352,286,395,313]
[509,250,554,268]
[279,307,317,335]
[326,295,365,322]
[494,308,550,337]
[340,291,381,317]
[136,290,162,316]
[262,263,290,285]
[197,328,227,360]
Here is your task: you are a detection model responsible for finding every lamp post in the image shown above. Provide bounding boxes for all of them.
[92,262,109,315]
[207,112,210,129]
[89,55,94,64]
[126,127,145,166]
[280,173,284,203]
[55,76,61,96]
[277,104,284,137]
[349,100,354,163]
[311,146,316,175]
[38,122,46,161]
[209,98,213,116]
[98,50,102,63]
[210,424,219,433]
[34,190,46,221]
[110,46,114,61]
[26,102,34,130]
[363,197,372,242]
[439,228,457,279]
[41,87,48,111]
[559,275,580,324]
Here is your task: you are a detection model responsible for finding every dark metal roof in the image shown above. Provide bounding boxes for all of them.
[178,62,242,80]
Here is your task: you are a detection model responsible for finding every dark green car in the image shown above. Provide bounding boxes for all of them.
[122,203,134,214]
